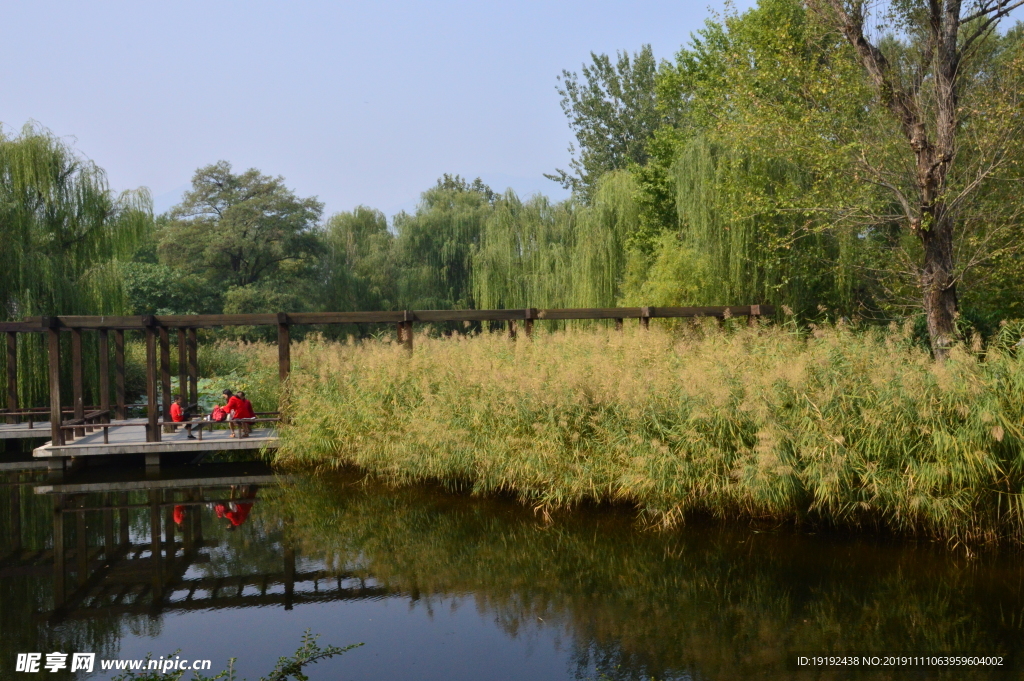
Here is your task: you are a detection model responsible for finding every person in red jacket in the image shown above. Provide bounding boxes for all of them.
[169,394,196,439]
[235,391,256,437]
[214,485,258,530]
[221,389,243,437]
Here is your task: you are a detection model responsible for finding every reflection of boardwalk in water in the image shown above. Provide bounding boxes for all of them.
[0,464,390,624]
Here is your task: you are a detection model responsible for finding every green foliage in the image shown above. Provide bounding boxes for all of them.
[619,232,710,307]
[157,161,323,311]
[547,46,659,199]
[122,262,221,315]
[0,123,151,406]
[0,123,151,320]
[473,172,636,311]
[392,175,495,310]
[322,206,397,313]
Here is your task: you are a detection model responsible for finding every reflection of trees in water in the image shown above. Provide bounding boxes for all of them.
[263,474,1024,681]
[0,474,125,679]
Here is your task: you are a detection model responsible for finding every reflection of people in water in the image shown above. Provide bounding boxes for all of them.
[214,485,258,531]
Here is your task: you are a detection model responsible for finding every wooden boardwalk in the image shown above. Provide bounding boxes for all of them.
[32,418,278,466]
[0,421,52,440]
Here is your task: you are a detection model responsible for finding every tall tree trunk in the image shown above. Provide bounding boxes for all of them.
[920,216,957,359]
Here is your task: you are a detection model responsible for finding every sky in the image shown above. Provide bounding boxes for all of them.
[1,1,755,219]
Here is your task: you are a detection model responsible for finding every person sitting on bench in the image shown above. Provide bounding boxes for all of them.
[235,391,256,437]
[222,389,243,437]
[170,394,196,439]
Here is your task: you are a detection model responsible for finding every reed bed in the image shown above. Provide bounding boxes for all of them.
[271,321,1024,544]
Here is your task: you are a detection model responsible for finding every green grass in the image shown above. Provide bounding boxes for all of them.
[268,320,1024,544]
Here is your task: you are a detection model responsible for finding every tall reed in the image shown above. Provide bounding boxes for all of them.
[273,322,1024,544]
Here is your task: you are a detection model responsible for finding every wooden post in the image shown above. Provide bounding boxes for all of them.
[192,487,203,544]
[149,490,162,601]
[159,326,171,430]
[6,331,16,423]
[71,328,84,437]
[164,491,175,563]
[641,307,651,330]
[10,484,21,553]
[508,320,517,340]
[182,491,193,553]
[187,328,198,408]
[76,503,88,582]
[277,313,291,382]
[747,304,761,327]
[614,318,623,331]
[53,495,66,607]
[114,329,126,420]
[47,322,63,447]
[177,328,187,405]
[403,321,413,353]
[103,504,115,561]
[98,329,110,423]
[284,546,295,610]
[118,492,130,547]
[525,309,537,339]
[145,322,159,442]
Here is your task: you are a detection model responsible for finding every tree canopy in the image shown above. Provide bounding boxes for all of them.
[155,161,323,313]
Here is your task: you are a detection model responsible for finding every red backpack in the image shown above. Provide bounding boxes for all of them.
[211,405,227,422]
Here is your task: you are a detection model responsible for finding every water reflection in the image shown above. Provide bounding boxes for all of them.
[1,464,1023,679]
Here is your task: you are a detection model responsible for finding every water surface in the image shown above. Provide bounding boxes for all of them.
[1,460,1022,680]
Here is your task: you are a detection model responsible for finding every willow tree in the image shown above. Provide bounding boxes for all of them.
[473,173,637,312]
[472,191,576,310]
[394,175,495,310]
[322,206,397,311]
[0,124,151,405]
[671,137,863,316]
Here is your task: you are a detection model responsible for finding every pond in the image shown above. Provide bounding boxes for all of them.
[1,459,1022,680]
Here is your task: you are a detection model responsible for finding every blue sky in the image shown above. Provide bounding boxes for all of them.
[1,1,754,218]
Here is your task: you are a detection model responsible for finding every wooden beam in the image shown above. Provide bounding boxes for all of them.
[98,329,110,422]
[71,328,84,437]
[0,321,43,333]
[6,331,16,423]
[277,314,290,382]
[187,328,198,407]
[145,325,159,442]
[20,305,776,330]
[47,324,63,446]
[536,307,645,321]
[159,327,171,428]
[177,329,187,404]
[114,330,125,421]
